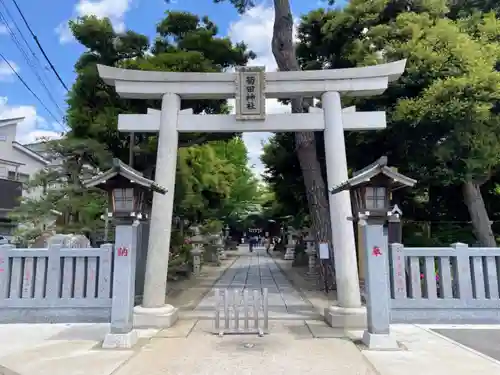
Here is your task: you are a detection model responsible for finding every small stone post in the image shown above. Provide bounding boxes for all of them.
[360,215,399,350]
[190,247,203,276]
[284,227,296,260]
[102,220,139,349]
[305,233,317,276]
[216,231,227,260]
[388,205,403,244]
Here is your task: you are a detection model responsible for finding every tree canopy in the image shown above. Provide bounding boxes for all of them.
[11,11,261,245]
[66,12,254,175]
[10,138,110,244]
[262,0,500,246]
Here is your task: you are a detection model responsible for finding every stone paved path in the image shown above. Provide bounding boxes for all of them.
[189,248,321,320]
[112,321,377,375]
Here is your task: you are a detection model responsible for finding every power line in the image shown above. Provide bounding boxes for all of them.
[0,11,65,119]
[0,53,63,127]
[0,0,53,88]
[9,0,69,92]
[0,0,38,65]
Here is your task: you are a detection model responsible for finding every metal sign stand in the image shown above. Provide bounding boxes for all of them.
[318,242,334,294]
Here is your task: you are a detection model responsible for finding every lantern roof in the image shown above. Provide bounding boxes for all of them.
[83,158,167,194]
[330,156,416,194]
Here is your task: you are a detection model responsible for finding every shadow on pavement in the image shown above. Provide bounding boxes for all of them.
[432,328,500,362]
[0,365,21,375]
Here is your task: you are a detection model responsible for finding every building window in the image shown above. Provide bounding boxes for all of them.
[7,171,30,183]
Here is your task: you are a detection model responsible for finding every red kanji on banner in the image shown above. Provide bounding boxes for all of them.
[372,246,382,256]
[117,247,128,257]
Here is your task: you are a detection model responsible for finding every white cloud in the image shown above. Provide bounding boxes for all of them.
[0,60,19,81]
[56,0,132,43]
[55,23,75,44]
[0,97,62,144]
[0,24,9,35]
[227,5,298,178]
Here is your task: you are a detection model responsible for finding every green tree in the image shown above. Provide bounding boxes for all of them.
[165,0,338,254]
[211,137,259,220]
[394,15,500,245]
[65,12,261,237]
[175,142,236,222]
[449,0,500,18]
[261,133,308,219]
[66,12,254,176]
[293,1,500,245]
[10,138,111,244]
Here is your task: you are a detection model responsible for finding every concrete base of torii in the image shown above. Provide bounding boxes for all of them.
[133,305,179,329]
[324,304,367,330]
[102,330,139,349]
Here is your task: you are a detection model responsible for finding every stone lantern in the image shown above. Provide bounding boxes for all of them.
[84,158,166,223]
[332,156,415,221]
[330,156,416,350]
[83,158,167,349]
[189,227,205,276]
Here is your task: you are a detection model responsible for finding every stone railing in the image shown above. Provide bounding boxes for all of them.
[384,243,500,323]
[0,243,113,323]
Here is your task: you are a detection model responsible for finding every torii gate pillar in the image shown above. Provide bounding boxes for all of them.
[132,93,180,327]
[322,91,367,328]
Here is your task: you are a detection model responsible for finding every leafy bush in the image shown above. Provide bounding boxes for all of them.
[200,219,223,235]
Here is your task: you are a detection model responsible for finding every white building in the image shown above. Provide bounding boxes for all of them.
[0,117,50,236]
[0,117,50,185]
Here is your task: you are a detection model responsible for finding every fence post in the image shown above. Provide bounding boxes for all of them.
[388,213,402,244]
[360,216,399,350]
[390,243,407,299]
[102,221,138,349]
[0,244,13,298]
[46,244,62,300]
[452,243,473,300]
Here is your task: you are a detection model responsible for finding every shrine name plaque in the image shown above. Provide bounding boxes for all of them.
[235,66,266,120]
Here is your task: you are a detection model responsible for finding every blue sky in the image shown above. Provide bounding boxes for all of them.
[0,0,338,175]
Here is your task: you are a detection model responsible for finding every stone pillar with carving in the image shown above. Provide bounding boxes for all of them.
[304,232,317,276]
[360,214,399,350]
[284,226,296,260]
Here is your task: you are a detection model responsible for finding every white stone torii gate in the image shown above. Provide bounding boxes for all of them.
[97,60,406,329]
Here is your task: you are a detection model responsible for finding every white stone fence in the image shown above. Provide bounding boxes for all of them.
[387,243,500,323]
[0,243,114,323]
